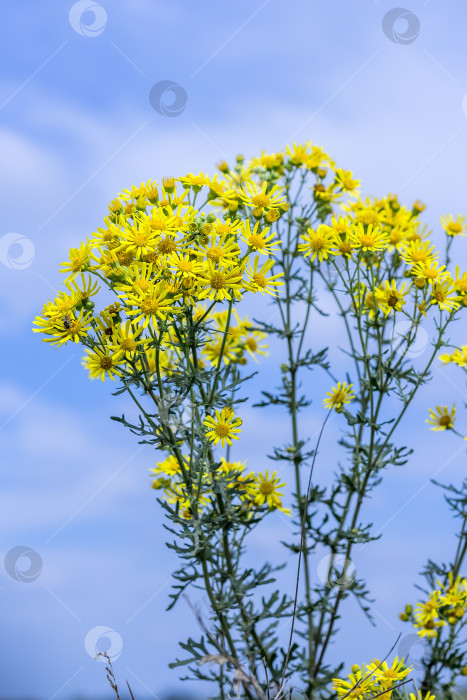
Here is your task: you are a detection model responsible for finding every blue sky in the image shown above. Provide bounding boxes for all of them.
[1,1,467,698]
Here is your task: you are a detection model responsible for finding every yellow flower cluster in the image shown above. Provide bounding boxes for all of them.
[150,454,289,520]
[332,656,413,700]
[400,572,467,637]
[298,195,467,317]
[33,168,285,379]
[439,345,467,367]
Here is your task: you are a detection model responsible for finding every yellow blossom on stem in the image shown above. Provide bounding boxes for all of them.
[426,404,456,431]
[323,382,355,410]
[203,407,242,447]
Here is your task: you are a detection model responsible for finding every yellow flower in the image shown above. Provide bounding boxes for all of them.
[332,664,379,699]
[298,224,337,262]
[114,263,158,296]
[241,220,280,254]
[245,256,284,296]
[441,345,467,367]
[109,321,151,358]
[400,240,438,267]
[242,329,268,362]
[334,168,360,193]
[426,404,456,431]
[84,347,125,381]
[252,470,289,513]
[440,214,467,237]
[118,220,160,259]
[178,171,212,190]
[365,656,412,691]
[410,693,435,700]
[323,382,355,410]
[168,252,202,279]
[374,280,411,316]
[415,619,446,638]
[452,266,467,295]
[193,230,241,266]
[204,407,242,447]
[197,261,245,302]
[60,240,93,277]
[65,274,100,306]
[238,181,287,213]
[350,223,389,252]
[33,308,93,346]
[430,279,461,312]
[248,150,284,171]
[411,261,447,285]
[150,454,182,477]
[124,281,181,328]
[438,573,467,607]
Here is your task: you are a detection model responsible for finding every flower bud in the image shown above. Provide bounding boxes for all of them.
[413,200,426,213]
[162,176,175,193]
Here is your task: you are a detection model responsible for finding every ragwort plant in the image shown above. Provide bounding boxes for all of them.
[33,141,467,700]
[397,344,467,700]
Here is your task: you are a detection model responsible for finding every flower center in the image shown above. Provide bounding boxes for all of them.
[215,423,230,437]
[310,237,325,251]
[360,234,376,247]
[157,238,176,254]
[100,357,113,370]
[133,232,149,247]
[71,256,87,271]
[121,338,137,351]
[207,247,223,262]
[252,194,270,208]
[150,219,167,231]
[210,272,226,289]
[135,279,150,292]
[248,234,265,249]
[178,259,194,273]
[252,273,266,288]
[141,298,160,314]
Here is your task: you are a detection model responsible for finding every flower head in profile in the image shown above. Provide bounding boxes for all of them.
[440,214,467,237]
[426,404,456,431]
[323,382,355,411]
[204,407,242,447]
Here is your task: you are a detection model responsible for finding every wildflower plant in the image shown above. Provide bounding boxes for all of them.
[34,141,467,699]
[399,341,467,700]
